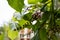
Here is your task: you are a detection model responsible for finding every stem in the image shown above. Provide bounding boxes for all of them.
[49,0,55,28]
[51,0,54,11]
[41,1,51,12]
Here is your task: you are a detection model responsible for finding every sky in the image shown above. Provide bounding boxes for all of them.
[0,0,28,26]
[0,0,15,26]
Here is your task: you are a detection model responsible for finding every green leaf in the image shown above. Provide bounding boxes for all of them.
[8,30,18,40]
[18,19,28,27]
[23,13,32,21]
[7,0,24,12]
[42,0,48,3]
[42,11,50,22]
[0,34,4,40]
[46,3,51,11]
[12,17,17,21]
[39,0,42,2]
[25,25,32,29]
[39,28,48,40]
[28,0,39,4]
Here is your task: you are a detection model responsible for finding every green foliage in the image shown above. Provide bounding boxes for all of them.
[0,34,4,40]
[52,35,57,40]
[42,11,50,22]
[18,19,28,27]
[1,0,60,40]
[42,0,48,3]
[39,28,48,40]
[28,0,39,4]
[7,0,24,12]
[23,12,32,21]
[8,30,18,40]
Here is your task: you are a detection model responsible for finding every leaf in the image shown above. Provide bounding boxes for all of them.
[12,17,17,21]
[42,0,48,3]
[18,19,28,27]
[25,25,32,29]
[0,34,4,40]
[39,0,42,2]
[39,28,48,40]
[42,11,50,22]
[23,13,32,21]
[7,0,24,12]
[28,0,39,4]
[46,2,51,11]
[8,30,18,40]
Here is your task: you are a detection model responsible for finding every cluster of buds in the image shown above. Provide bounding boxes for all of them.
[32,10,44,20]
[19,28,34,40]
